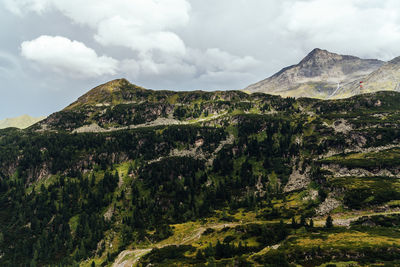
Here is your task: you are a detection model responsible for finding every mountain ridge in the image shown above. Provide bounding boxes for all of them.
[1,78,400,266]
[245,48,385,98]
[64,78,145,111]
[0,114,45,129]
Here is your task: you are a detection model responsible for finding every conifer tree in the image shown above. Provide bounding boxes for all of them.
[196,249,204,260]
[300,214,306,226]
[90,173,95,187]
[291,217,297,228]
[325,215,333,228]
[207,256,216,267]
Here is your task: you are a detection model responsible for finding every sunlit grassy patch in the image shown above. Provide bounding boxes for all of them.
[288,229,400,249]
[320,148,400,168]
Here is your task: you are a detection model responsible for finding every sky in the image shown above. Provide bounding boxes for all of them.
[2,0,400,119]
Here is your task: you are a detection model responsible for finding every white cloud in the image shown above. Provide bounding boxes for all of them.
[3,0,50,16]
[121,57,196,81]
[189,48,260,73]
[7,0,261,88]
[120,48,260,90]
[94,16,186,56]
[6,0,400,119]
[278,0,400,60]
[21,35,118,78]
[7,0,190,56]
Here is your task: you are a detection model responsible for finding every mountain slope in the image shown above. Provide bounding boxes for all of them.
[245,48,384,98]
[35,78,253,132]
[336,56,400,97]
[0,114,45,129]
[1,80,400,266]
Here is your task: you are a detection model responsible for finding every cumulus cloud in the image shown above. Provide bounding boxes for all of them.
[181,0,400,71]
[9,0,400,91]
[277,0,400,60]
[94,16,186,56]
[7,0,190,56]
[125,58,196,78]
[21,35,118,78]
[189,48,260,73]
[3,0,50,16]
[5,0,262,88]
[118,47,260,90]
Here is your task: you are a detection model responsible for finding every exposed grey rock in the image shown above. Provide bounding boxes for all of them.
[321,164,399,177]
[302,189,319,201]
[104,205,114,221]
[316,196,341,216]
[284,166,310,193]
[339,56,400,95]
[245,48,384,99]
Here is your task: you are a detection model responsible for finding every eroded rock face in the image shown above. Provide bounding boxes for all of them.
[284,166,310,193]
[103,205,114,222]
[322,164,399,177]
[316,197,341,216]
[332,119,353,134]
[302,189,319,201]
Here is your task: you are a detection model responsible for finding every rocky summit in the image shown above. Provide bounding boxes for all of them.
[245,48,385,99]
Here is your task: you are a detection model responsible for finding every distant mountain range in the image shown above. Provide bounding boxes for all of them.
[245,48,400,99]
[0,114,45,129]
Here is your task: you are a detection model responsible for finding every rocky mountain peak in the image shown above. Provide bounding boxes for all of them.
[301,48,340,62]
[88,78,130,94]
[299,48,359,68]
[63,78,144,110]
[245,48,385,99]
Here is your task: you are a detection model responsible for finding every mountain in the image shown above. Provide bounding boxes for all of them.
[0,114,45,129]
[1,80,400,266]
[35,78,253,132]
[336,56,400,96]
[245,48,384,98]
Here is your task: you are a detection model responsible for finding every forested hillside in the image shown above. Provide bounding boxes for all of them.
[0,79,399,266]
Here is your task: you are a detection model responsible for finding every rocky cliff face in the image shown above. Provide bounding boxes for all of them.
[336,56,400,96]
[245,48,384,99]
